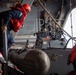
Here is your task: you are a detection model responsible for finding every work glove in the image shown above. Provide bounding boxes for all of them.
[1,25,7,33]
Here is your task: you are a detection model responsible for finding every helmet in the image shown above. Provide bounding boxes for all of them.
[22,4,31,12]
[68,45,76,64]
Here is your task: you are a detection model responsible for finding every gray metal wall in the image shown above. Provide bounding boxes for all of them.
[44,48,73,75]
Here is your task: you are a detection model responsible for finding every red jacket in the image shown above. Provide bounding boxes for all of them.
[10,4,27,32]
[69,45,76,63]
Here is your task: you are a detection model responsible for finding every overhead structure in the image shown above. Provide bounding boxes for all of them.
[37,0,76,41]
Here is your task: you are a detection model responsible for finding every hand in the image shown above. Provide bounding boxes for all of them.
[1,25,7,33]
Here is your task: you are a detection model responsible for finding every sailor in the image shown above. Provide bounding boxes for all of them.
[67,45,76,75]
[0,3,31,62]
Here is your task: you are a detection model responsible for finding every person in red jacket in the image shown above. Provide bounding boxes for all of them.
[67,45,76,75]
[0,3,31,62]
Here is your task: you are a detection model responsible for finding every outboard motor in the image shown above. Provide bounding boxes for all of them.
[8,48,51,75]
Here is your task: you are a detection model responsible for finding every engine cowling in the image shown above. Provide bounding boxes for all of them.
[8,48,51,75]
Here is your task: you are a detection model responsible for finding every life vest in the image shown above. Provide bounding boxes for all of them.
[10,4,27,32]
[69,45,76,63]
